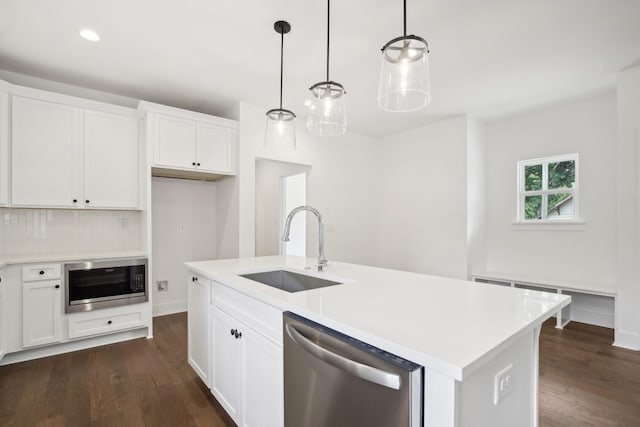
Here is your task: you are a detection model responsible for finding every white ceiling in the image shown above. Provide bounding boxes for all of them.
[0,0,639,137]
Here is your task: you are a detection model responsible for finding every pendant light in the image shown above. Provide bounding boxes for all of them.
[306,0,347,136]
[377,0,431,112]
[265,21,296,151]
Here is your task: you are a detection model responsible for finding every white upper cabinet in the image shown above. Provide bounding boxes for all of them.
[155,113,198,169]
[10,94,140,209]
[84,110,139,208]
[142,101,237,178]
[0,90,9,206]
[11,96,81,207]
[196,122,232,173]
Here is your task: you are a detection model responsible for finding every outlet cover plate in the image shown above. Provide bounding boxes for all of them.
[494,364,513,405]
[157,280,168,292]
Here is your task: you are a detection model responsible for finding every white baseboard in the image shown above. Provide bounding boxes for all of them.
[570,307,615,329]
[0,328,149,366]
[153,299,187,317]
[613,330,640,351]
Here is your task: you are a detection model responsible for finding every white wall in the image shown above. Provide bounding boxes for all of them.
[255,159,310,257]
[376,116,470,279]
[615,66,640,349]
[151,177,217,316]
[237,102,379,266]
[484,91,617,291]
[467,118,488,278]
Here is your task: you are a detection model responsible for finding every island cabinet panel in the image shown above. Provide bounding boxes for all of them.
[187,273,211,386]
[209,282,283,427]
[11,96,81,207]
[211,305,242,421]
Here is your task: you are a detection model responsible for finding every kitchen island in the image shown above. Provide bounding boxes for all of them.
[185,256,570,427]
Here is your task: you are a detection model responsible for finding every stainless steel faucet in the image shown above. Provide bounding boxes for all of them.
[282,205,327,271]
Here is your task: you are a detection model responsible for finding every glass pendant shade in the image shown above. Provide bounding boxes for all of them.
[265,108,296,151]
[378,35,431,112]
[265,20,296,150]
[306,82,347,136]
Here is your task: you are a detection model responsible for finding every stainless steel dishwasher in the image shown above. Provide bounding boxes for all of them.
[283,312,423,427]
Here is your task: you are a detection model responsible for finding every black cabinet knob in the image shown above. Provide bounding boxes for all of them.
[39,270,45,275]
[235,331,242,339]
[55,284,60,289]
[196,162,201,166]
[107,320,112,325]
[192,162,196,166]
[85,200,90,204]
[230,328,236,336]
[73,199,78,203]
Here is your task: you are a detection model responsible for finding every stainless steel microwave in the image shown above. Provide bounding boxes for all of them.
[64,258,148,313]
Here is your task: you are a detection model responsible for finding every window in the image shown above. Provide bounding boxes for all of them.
[517,154,579,222]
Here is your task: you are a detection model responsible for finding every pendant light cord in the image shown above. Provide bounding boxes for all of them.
[403,0,407,36]
[326,0,330,82]
[280,29,284,110]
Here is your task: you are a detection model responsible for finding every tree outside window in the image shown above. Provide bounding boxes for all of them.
[517,154,579,222]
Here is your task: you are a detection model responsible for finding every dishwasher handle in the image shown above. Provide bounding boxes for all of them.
[285,323,401,390]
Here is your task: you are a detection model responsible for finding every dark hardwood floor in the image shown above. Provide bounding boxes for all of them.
[0,314,235,427]
[539,320,640,426]
[1,313,639,426]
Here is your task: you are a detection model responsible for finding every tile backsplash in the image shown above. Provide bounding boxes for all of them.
[0,208,143,257]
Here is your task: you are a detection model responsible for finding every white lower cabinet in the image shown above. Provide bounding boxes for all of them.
[0,268,5,360]
[67,305,146,339]
[210,284,283,427]
[22,279,63,348]
[188,274,211,386]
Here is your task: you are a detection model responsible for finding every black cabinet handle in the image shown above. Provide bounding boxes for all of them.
[107,320,112,325]
[85,200,90,204]
[230,328,236,336]
[55,284,60,289]
[196,162,201,166]
[39,270,45,275]
[235,330,242,339]
[73,199,78,203]
[192,162,196,166]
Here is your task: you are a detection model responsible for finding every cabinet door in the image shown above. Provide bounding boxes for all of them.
[84,110,139,208]
[22,280,63,348]
[241,326,284,427]
[11,96,81,207]
[196,122,232,173]
[154,113,196,169]
[0,92,9,205]
[211,306,242,424]
[0,269,5,360]
[188,274,210,386]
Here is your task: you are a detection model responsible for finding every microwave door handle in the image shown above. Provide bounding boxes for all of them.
[285,323,401,390]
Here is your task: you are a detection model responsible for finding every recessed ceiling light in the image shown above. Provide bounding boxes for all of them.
[79,28,100,42]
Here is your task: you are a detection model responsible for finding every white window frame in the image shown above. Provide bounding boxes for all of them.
[516,153,580,223]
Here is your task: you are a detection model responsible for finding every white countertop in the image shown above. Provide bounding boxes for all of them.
[0,250,148,269]
[186,256,571,381]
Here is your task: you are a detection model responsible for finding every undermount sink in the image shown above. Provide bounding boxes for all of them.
[239,269,342,293]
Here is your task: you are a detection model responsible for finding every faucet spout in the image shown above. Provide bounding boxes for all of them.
[282,205,327,271]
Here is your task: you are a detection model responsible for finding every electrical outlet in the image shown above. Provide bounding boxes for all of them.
[494,364,513,405]
[157,280,168,292]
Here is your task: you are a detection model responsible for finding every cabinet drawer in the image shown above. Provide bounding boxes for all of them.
[68,308,144,339]
[22,263,62,281]
[212,282,282,346]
